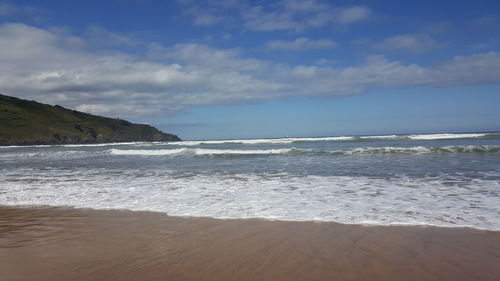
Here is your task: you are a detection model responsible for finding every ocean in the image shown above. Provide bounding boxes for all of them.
[1,132,500,230]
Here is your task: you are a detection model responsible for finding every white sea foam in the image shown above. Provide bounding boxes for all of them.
[0,144,54,148]
[169,136,355,146]
[193,148,297,155]
[0,133,493,150]
[344,145,500,154]
[2,145,498,159]
[0,150,95,158]
[169,138,294,146]
[107,145,500,157]
[407,133,488,140]
[62,142,145,147]
[167,133,493,146]
[109,148,189,155]
[108,148,297,156]
[359,133,492,140]
[1,132,499,230]
[0,142,147,149]
[288,136,356,142]
[1,170,499,230]
[359,135,400,139]
[347,146,429,154]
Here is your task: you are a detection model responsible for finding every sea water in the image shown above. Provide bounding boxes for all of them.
[1,133,500,230]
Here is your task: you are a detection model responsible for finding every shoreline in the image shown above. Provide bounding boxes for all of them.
[2,204,498,232]
[1,206,499,281]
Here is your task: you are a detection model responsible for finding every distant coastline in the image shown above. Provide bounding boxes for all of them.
[0,94,181,146]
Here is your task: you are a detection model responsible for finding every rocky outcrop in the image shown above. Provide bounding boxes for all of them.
[0,94,181,146]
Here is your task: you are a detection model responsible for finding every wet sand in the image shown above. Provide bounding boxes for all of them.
[1,207,499,281]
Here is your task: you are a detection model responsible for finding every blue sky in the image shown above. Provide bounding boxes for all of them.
[0,0,499,139]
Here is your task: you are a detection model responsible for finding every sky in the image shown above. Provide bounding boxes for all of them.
[0,0,499,140]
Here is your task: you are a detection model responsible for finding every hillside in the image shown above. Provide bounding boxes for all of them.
[0,94,181,145]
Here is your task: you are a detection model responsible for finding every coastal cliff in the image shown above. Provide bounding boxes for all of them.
[0,94,181,145]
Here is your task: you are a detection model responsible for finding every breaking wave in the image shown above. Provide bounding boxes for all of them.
[406,133,489,140]
[3,145,498,159]
[1,133,496,150]
[345,145,500,154]
[2,171,499,230]
[168,136,355,146]
[168,133,497,146]
[108,148,301,156]
[107,145,500,157]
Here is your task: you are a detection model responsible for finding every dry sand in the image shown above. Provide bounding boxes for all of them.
[1,206,499,281]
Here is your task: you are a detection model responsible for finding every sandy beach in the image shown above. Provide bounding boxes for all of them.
[0,207,499,281]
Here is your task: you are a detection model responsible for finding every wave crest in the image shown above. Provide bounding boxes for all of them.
[108,148,300,156]
[167,133,496,146]
[345,145,500,154]
[107,145,500,157]
[407,133,488,140]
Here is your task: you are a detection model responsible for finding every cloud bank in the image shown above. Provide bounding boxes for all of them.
[1,23,500,118]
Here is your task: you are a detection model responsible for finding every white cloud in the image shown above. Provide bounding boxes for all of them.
[430,51,500,86]
[0,1,41,17]
[1,23,500,119]
[468,15,498,27]
[265,37,338,50]
[282,0,326,12]
[336,6,371,24]
[85,25,140,47]
[291,65,318,78]
[314,58,338,65]
[374,33,441,53]
[0,23,284,117]
[243,5,299,31]
[186,7,222,26]
[178,0,373,32]
[149,43,268,72]
[194,13,220,25]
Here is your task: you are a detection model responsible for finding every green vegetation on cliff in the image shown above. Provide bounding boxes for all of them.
[0,94,181,145]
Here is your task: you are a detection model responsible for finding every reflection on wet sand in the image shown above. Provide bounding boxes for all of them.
[1,207,499,281]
